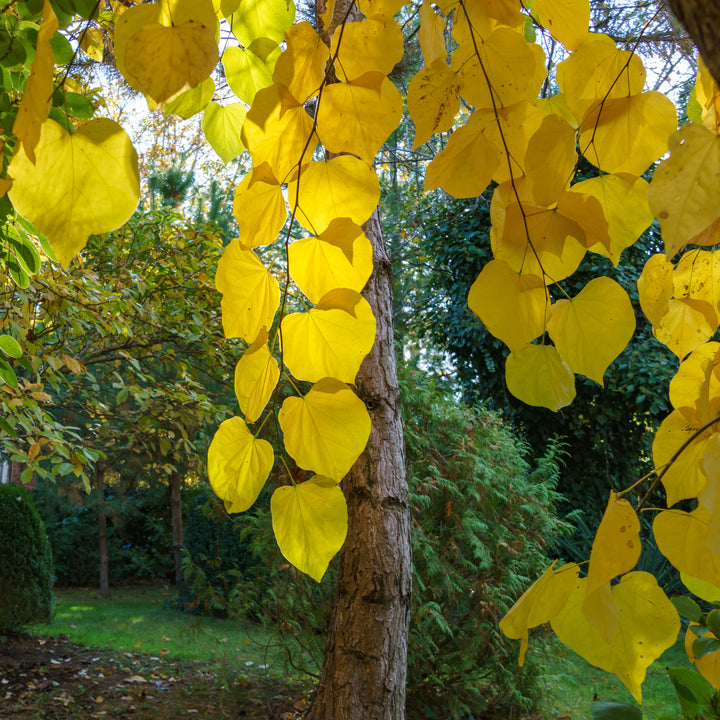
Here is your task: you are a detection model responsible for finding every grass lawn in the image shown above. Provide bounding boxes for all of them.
[34,585,305,679]
[536,630,690,719]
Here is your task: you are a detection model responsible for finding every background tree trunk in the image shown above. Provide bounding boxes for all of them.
[668,0,720,85]
[170,470,184,586]
[306,210,413,720]
[97,463,110,599]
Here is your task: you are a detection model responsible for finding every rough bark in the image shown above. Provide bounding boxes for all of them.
[170,470,184,586]
[305,210,412,720]
[97,463,110,599]
[668,0,720,86]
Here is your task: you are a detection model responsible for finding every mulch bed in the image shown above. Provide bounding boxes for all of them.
[0,633,309,719]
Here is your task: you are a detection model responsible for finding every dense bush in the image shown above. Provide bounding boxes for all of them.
[201,366,569,717]
[176,486,268,615]
[34,478,176,587]
[0,485,54,632]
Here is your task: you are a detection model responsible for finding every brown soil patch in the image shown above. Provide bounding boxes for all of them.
[0,633,309,719]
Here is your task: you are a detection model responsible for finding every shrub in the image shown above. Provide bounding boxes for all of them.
[34,478,176,587]
[215,366,570,717]
[176,486,268,615]
[0,484,54,633]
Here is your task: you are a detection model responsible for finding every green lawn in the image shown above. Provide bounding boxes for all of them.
[34,586,695,718]
[33,586,298,678]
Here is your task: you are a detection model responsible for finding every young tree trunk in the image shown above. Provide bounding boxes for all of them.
[306,210,412,720]
[668,0,720,85]
[97,462,110,599]
[170,470,184,586]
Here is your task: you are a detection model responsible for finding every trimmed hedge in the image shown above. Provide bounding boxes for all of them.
[0,484,54,632]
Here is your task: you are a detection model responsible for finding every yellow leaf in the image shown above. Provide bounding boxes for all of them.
[424,112,500,198]
[491,201,587,284]
[12,0,58,163]
[233,329,280,423]
[637,253,674,327]
[556,190,612,254]
[452,27,536,110]
[524,114,578,207]
[419,0,446,66]
[232,166,287,248]
[79,26,105,62]
[654,297,717,360]
[273,22,329,102]
[407,59,462,149]
[686,624,720,690]
[215,240,280,342]
[505,344,576,411]
[499,560,579,666]
[229,0,295,46]
[8,119,139,267]
[674,249,720,315]
[61,353,84,375]
[579,92,677,175]
[467,259,549,352]
[556,33,645,123]
[652,409,711,505]
[547,277,635,385]
[242,85,317,183]
[279,378,371,481]
[586,492,641,594]
[165,77,215,119]
[287,156,380,235]
[288,218,373,303]
[28,441,41,461]
[330,18,404,82]
[202,102,247,164]
[281,289,376,384]
[223,46,274,105]
[271,476,347,582]
[654,505,720,587]
[534,0,589,50]
[316,75,403,165]
[551,572,680,703]
[669,342,720,425]
[648,123,720,259]
[451,0,525,43]
[681,573,720,603]
[124,20,218,105]
[479,102,547,184]
[356,0,405,22]
[208,416,274,513]
[582,492,640,641]
[570,175,653,265]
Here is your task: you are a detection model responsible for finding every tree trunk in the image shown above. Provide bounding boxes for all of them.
[97,463,110,599]
[668,0,720,86]
[306,210,412,720]
[170,470,184,586]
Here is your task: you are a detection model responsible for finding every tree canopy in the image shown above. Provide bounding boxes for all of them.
[3,0,720,716]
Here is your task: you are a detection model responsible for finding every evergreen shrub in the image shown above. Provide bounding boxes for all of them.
[218,366,570,718]
[176,486,268,616]
[0,484,54,632]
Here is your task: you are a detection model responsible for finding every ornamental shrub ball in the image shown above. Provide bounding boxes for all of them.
[0,484,54,633]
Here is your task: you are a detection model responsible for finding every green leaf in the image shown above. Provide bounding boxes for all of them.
[671,596,703,624]
[49,30,73,64]
[7,226,41,274]
[0,334,22,358]
[63,92,94,119]
[0,356,18,388]
[590,701,642,720]
[692,636,720,660]
[667,666,713,715]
